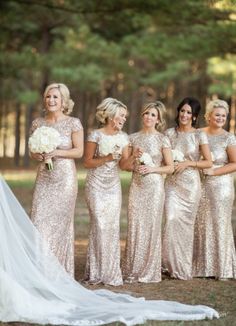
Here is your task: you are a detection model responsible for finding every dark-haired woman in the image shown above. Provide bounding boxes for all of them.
[162,97,212,280]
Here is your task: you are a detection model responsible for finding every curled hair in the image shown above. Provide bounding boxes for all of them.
[205,99,229,122]
[95,97,127,126]
[141,101,166,131]
[43,83,74,115]
[175,97,201,127]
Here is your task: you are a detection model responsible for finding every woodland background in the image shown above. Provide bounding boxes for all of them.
[1,2,236,325]
[0,0,236,167]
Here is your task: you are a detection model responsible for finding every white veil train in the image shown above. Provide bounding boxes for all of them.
[0,176,219,325]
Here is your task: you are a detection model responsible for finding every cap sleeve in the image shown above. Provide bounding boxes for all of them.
[87,130,100,143]
[71,118,83,132]
[198,130,208,145]
[227,133,236,147]
[162,135,171,149]
[29,118,41,136]
[164,128,174,139]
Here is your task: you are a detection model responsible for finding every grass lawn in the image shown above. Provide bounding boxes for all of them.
[1,169,236,326]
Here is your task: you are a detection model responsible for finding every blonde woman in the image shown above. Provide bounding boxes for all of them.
[121,102,174,283]
[193,99,236,279]
[84,98,129,286]
[30,83,84,276]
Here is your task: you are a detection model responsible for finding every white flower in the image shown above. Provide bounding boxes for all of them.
[139,152,155,167]
[172,149,185,162]
[99,134,129,156]
[28,126,61,170]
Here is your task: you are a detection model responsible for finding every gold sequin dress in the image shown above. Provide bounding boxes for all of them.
[30,117,83,277]
[193,131,236,279]
[84,130,128,286]
[123,132,170,283]
[162,128,208,280]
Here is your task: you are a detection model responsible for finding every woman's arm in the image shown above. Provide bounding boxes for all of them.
[204,145,236,176]
[119,146,143,171]
[83,141,114,169]
[44,129,84,160]
[174,143,212,173]
[138,147,174,175]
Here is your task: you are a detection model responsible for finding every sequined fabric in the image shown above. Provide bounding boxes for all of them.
[162,128,208,280]
[122,132,170,283]
[84,130,129,286]
[30,117,82,276]
[193,131,236,279]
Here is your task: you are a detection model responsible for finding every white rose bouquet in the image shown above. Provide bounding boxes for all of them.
[139,152,155,167]
[172,149,185,162]
[99,134,129,159]
[28,126,61,171]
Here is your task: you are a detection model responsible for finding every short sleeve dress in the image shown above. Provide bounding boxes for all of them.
[123,131,170,283]
[84,130,129,286]
[30,117,83,276]
[193,131,236,279]
[162,128,208,279]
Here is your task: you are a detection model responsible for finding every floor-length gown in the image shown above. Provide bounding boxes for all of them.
[0,177,219,324]
[193,131,236,278]
[84,130,127,286]
[30,117,82,276]
[162,128,208,280]
[123,132,170,283]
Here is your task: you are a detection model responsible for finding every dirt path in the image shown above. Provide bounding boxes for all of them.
[74,240,236,326]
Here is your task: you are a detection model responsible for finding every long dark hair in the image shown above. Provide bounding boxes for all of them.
[175,97,201,127]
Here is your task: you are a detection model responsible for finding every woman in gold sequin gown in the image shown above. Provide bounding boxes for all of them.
[162,97,212,280]
[193,100,236,279]
[30,83,84,277]
[121,102,174,283]
[84,98,129,286]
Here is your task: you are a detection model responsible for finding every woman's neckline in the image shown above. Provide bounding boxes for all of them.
[176,127,196,134]
[44,116,70,125]
[139,130,158,135]
[98,129,120,136]
[202,127,226,137]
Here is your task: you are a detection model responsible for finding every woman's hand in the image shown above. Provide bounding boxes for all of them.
[44,150,59,161]
[137,164,155,175]
[133,146,143,159]
[174,160,190,174]
[203,168,215,176]
[30,152,44,162]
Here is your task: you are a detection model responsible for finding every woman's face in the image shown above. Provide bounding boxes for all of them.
[178,104,192,127]
[113,107,127,130]
[142,108,159,129]
[44,88,62,113]
[208,107,227,129]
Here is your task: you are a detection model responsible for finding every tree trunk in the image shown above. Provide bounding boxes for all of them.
[23,104,34,167]
[14,103,21,167]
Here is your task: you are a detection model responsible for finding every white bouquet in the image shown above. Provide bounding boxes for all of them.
[139,152,155,167]
[99,134,129,158]
[28,126,61,170]
[172,149,185,162]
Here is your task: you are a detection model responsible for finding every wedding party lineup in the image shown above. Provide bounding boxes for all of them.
[1,81,236,325]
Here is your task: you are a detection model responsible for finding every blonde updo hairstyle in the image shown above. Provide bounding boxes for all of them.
[96,97,127,126]
[141,101,166,131]
[43,83,74,115]
[205,99,229,122]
